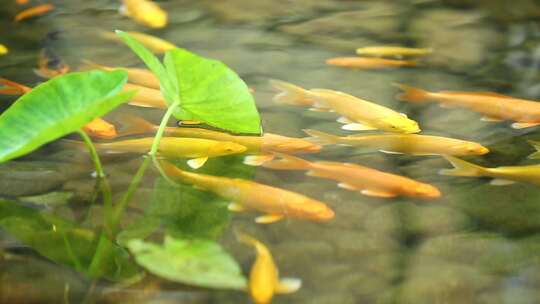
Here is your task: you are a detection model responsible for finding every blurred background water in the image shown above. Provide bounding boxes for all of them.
[2,0,540,303]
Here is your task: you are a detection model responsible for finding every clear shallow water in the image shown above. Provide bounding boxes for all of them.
[2,0,540,303]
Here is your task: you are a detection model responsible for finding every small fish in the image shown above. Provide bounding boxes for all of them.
[396,84,540,129]
[82,118,117,139]
[0,78,31,95]
[88,137,246,169]
[120,0,167,29]
[263,153,441,199]
[160,160,335,223]
[14,4,54,22]
[123,83,167,109]
[102,31,175,53]
[34,49,70,79]
[356,46,433,58]
[304,129,489,156]
[120,116,321,166]
[326,57,417,69]
[440,155,540,186]
[82,60,160,89]
[270,79,420,133]
[0,44,8,55]
[16,0,30,4]
[236,231,302,304]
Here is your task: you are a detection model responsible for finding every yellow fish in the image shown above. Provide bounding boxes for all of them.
[120,0,167,29]
[0,44,7,55]
[82,60,160,89]
[326,57,417,69]
[356,46,433,58]
[160,161,335,223]
[263,153,441,199]
[236,231,301,304]
[121,116,321,166]
[304,129,489,156]
[123,83,167,109]
[270,80,420,133]
[93,137,246,169]
[440,155,540,186]
[396,84,540,129]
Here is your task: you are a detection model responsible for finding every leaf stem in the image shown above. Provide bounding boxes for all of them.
[77,130,105,178]
[149,101,179,156]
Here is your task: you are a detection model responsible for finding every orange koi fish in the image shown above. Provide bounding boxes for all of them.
[0,78,31,95]
[304,129,489,156]
[34,49,70,79]
[263,153,441,199]
[123,83,167,109]
[396,84,540,129]
[271,80,420,133]
[160,160,334,223]
[15,4,54,22]
[356,46,433,58]
[121,116,320,166]
[16,0,30,4]
[83,60,159,89]
[236,231,301,304]
[120,0,167,29]
[326,57,417,69]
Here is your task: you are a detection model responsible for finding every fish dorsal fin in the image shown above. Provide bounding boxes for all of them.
[187,157,208,169]
[379,150,404,155]
[243,154,275,166]
[481,116,503,122]
[308,107,334,112]
[512,122,540,129]
[338,183,360,191]
[337,116,354,124]
[228,203,247,212]
[489,179,516,186]
[255,214,284,224]
[342,123,377,131]
[361,189,397,198]
[275,277,302,294]
[399,113,408,117]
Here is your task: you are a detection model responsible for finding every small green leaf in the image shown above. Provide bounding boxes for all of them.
[127,236,247,290]
[168,48,261,134]
[115,30,178,108]
[0,70,134,163]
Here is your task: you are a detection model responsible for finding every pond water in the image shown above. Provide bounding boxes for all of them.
[2,0,540,303]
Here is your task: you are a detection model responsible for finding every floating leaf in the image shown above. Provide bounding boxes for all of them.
[128,235,247,290]
[0,70,134,163]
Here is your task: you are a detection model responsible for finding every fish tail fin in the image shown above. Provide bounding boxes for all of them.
[269,79,313,106]
[527,140,540,159]
[0,78,31,95]
[118,114,157,136]
[262,152,312,170]
[302,129,339,145]
[394,83,429,103]
[439,155,484,177]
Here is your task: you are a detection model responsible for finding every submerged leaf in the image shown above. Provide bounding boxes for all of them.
[167,48,261,134]
[0,70,133,163]
[128,235,247,290]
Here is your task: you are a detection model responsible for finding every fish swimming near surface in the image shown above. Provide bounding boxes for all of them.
[16,0,30,4]
[0,78,116,139]
[101,31,176,53]
[440,155,540,186]
[263,153,441,199]
[270,79,421,133]
[159,160,334,223]
[82,60,160,89]
[120,116,321,166]
[14,4,54,22]
[396,84,540,129]
[236,231,302,304]
[304,129,489,156]
[119,0,167,29]
[122,83,167,109]
[0,44,8,55]
[326,57,417,69]
[84,137,246,169]
[356,46,433,58]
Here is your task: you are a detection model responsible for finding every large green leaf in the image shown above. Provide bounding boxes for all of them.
[0,70,134,163]
[127,236,247,290]
[0,200,139,281]
[167,48,261,134]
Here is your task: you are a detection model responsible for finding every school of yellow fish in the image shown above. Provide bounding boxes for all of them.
[4,1,540,303]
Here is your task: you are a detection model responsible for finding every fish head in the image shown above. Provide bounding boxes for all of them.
[406,183,441,198]
[289,200,335,221]
[83,122,117,139]
[378,117,421,134]
[456,143,490,155]
[209,141,247,156]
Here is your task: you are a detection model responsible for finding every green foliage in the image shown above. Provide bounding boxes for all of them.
[0,70,134,163]
[0,200,139,281]
[128,235,247,290]
[116,31,261,134]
